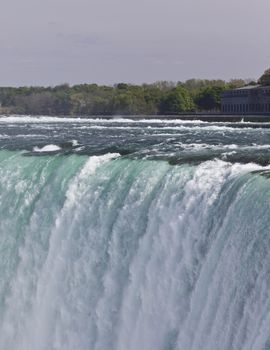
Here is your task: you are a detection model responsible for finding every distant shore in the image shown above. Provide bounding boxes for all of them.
[0,80,250,117]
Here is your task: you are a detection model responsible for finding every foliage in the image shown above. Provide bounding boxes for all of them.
[159,86,194,114]
[0,77,249,115]
[194,86,226,111]
[258,69,270,86]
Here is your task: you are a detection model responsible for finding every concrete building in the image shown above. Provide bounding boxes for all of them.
[221,85,270,114]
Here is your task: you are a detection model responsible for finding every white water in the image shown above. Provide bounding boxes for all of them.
[33,144,62,152]
[0,151,270,350]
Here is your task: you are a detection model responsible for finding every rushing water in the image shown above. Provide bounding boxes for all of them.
[0,115,270,350]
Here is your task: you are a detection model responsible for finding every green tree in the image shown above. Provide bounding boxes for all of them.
[258,68,270,86]
[195,86,225,111]
[159,86,194,114]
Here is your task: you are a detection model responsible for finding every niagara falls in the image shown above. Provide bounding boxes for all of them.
[0,116,270,349]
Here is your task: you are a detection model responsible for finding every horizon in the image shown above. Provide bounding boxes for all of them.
[0,76,259,89]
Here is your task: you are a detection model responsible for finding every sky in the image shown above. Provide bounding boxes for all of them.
[0,0,270,86]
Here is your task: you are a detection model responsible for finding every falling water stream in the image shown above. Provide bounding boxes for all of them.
[0,116,270,349]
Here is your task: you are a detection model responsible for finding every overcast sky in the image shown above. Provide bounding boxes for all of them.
[0,0,269,86]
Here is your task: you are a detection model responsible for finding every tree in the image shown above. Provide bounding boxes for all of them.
[195,86,225,111]
[13,92,57,114]
[228,79,247,89]
[258,69,270,86]
[159,86,194,114]
[115,83,129,90]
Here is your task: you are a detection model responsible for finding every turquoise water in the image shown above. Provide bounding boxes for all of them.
[0,117,270,349]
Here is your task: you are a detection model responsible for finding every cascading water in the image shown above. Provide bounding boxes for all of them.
[0,116,270,350]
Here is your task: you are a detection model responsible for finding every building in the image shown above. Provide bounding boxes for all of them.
[221,85,270,114]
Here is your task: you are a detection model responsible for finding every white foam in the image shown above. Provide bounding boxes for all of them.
[0,115,263,133]
[33,144,62,152]
[71,139,79,146]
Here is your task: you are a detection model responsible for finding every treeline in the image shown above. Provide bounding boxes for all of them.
[0,79,253,115]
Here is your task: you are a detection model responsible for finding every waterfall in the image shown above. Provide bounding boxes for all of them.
[0,150,270,350]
